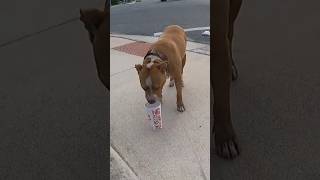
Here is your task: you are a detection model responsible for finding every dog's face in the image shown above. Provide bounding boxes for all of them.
[135,58,167,104]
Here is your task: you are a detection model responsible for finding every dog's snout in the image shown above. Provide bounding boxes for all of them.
[148,99,156,104]
[145,93,157,104]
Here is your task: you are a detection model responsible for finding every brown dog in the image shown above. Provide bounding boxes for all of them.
[212,0,242,159]
[135,25,187,112]
[80,3,109,90]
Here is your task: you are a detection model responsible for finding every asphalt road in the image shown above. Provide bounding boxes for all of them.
[212,0,320,179]
[0,0,108,179]
[110,0,210,44]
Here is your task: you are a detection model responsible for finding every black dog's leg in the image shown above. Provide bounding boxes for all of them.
[212,0,241,160]
[229,0,242,81]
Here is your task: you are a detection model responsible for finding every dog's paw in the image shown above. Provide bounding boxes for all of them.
[177,103,185,112]
[214,132,240,159]
[215,138,239,159]
[169,80,175,87]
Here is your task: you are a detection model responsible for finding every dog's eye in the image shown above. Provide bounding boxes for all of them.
[143,87,149,91]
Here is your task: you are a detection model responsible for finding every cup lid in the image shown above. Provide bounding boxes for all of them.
[145,101,161,108]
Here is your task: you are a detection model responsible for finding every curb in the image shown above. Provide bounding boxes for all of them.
[110,34,210,56]
[110,146,139,180]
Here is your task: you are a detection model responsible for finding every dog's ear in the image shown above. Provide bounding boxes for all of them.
[135,64,143,74]
[157,62,167,73]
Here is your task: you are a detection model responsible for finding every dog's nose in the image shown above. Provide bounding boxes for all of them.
[148,99,156,104]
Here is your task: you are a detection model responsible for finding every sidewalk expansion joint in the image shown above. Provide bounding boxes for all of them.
[110,34,146,43]
[111,67,135,77]
[0,17,79,48]
[188,48,210,56]
[110,144,139,178]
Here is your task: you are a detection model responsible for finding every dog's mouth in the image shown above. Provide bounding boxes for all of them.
[145,94,162,105]
[147,99,156,104]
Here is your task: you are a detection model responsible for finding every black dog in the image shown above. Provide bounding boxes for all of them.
[212,0,242,159]
[80,2,109,90]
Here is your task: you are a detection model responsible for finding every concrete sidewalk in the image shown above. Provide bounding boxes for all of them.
[110,34,210,179]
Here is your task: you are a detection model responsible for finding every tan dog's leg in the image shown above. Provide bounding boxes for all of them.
[175,74,185,112]
[169,54,186,87]
[173,57,185,112]
[181,54,186,87]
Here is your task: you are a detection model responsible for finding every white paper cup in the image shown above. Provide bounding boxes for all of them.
[145,101,162,130]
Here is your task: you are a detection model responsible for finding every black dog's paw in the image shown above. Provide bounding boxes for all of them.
[215,138,240,159]
[177,103,185,112]
[214,129,240,159]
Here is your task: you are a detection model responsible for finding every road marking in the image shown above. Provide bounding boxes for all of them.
[184,26,210,32]
[153,26,210,37]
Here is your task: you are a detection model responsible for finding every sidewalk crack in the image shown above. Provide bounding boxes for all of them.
[0,17,79,48]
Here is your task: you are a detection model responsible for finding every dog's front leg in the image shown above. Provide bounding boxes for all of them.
[212,0,240,159]
[229,0,242,81]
